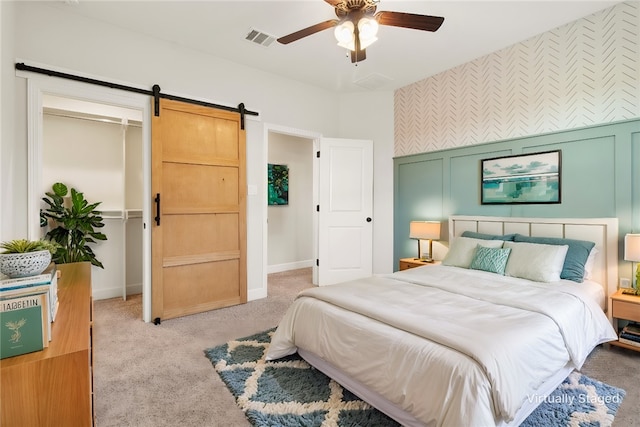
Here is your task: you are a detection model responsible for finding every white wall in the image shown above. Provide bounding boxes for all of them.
[13,2,340,133]
[337,91,395,274]
[42,114,124,211]
[0,2,4,240]
[0,1,18,241]
[267,133,314,272]
[1,1,396,303]
[125,125,143,210]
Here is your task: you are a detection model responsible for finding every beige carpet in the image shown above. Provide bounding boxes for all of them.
[93,268,639,426]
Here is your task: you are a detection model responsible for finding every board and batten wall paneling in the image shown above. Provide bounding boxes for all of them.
[448,149,512,218]
[395,158,444,260]
[633,131,640,230]
[394,1,640,156]
[519,136,616,219]
[393,119,640,272]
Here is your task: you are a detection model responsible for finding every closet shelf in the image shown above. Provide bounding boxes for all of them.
[101,210,124,220]
[125,209,142,220]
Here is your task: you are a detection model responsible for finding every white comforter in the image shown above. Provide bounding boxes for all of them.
[266,265,616,427]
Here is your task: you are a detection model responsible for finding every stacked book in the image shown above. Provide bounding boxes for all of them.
[0,263,58,359]
[619,323,640,348]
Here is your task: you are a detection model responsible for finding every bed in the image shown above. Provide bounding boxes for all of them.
[266,216,619,427]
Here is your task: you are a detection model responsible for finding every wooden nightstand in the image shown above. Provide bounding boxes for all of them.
[610,290,640,353]
[399,258,440,271]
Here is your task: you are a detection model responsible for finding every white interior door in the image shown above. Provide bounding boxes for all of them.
[318,138,373,286]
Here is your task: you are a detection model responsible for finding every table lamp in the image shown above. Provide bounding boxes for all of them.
[409,221,441,262]
[624,233,640,295]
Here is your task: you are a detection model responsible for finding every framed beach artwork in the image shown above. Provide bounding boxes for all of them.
[267,164,289,206]
[481,150,561,204]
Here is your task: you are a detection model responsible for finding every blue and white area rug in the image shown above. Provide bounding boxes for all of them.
[204,329,625,427]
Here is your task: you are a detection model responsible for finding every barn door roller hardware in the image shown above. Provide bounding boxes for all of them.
[15,62,258,129]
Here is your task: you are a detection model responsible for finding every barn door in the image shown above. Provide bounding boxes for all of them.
[151,98,246,322]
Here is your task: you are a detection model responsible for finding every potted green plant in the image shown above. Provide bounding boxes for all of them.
[41,182,108,268]
[0,239,60,278]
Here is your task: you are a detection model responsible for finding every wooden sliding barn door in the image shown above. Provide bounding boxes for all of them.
[151,98,246,322]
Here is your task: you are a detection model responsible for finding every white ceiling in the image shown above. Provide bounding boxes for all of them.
[51,0,622,93]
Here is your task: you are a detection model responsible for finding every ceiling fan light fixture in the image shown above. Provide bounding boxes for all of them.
[334,20,354,41]
[357,16,378,49]
[334,20,355,50]
[357,16,378,39]
[277,0,444,62]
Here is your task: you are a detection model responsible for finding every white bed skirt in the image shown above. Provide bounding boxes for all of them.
[299,348,575,427]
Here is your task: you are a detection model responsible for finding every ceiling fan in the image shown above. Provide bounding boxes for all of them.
[277,0,444,64]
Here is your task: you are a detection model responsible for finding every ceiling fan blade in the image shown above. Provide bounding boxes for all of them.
[375,11,444,32]
[351,48,366,64]
[277,19,338,45]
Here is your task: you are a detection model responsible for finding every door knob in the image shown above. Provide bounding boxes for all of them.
[366,217,372,222]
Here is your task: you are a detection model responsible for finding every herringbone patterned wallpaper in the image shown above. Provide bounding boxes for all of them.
[394,2,639,157]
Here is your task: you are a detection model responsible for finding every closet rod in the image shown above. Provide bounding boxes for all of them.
[44,110,143,128]
[15,62,258,128]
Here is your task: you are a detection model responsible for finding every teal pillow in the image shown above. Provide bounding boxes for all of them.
[469,245,512,275]
[513,234,595,283]
[461,231,516,241]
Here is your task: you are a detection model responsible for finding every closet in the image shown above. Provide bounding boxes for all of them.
[41,95,143,300]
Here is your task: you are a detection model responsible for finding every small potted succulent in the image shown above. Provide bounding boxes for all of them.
[0,239,60,278]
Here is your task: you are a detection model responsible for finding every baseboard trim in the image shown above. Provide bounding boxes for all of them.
[267,260,313,274]
[93,283,142,301]
[248,287,267,301]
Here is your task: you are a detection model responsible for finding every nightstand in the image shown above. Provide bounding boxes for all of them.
[399,258,441,271]
[610,290,640,353]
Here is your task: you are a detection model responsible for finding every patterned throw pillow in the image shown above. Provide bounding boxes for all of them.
[469,245,512,275]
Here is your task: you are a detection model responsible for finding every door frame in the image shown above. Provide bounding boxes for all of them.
[263,124,322,288]
[21,71,153,322]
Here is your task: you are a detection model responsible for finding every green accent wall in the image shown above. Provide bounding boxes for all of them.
[394,119,640,270]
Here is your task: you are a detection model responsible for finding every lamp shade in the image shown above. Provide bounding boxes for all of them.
[409,221,441,240]
[625,234,640,262]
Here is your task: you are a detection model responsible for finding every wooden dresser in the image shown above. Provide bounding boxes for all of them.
[1,262,93,427]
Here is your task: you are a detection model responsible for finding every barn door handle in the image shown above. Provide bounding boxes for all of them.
[154,193,161,226]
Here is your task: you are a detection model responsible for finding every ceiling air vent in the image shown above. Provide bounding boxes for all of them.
[353,73,394,90]
[245,28,276,48]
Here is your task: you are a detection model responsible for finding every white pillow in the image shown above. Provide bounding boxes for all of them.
[583,248,599,279]
[442,237,504,268]
[503,241,569,282]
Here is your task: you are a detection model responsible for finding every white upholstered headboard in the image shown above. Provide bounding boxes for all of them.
[449,215,618,315]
